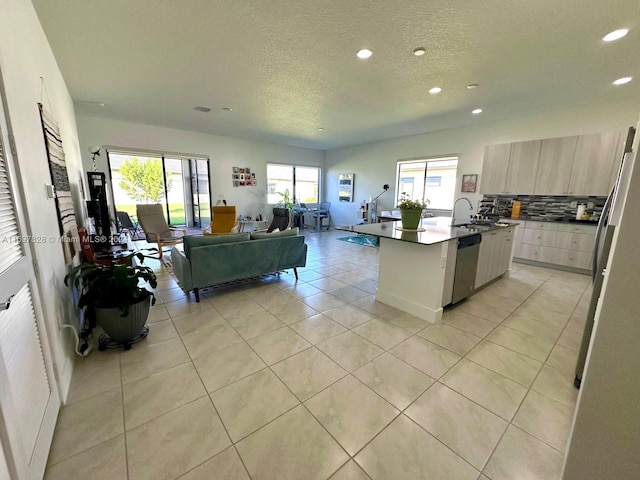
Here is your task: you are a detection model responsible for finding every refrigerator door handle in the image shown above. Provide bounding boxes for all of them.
[592,189,613,279]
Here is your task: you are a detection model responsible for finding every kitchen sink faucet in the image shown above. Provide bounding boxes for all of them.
[452,197,474,226]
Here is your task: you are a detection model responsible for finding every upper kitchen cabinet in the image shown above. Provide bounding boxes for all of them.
[534,136,578,195]
[568,131,621,195]
[480,143,511,194]
[504,140,542,194]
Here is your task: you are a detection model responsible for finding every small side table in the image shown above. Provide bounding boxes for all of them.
[238,220,268,232]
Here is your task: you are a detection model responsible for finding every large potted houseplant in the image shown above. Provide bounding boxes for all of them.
[65,250,158,350]
[397,192,430,230]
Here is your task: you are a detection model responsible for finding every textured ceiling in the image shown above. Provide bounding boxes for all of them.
[32,0,640,150]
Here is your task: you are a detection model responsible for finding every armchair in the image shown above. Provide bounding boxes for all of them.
[136,204,186,258]
[266,208,291,232]
[255,208,292,233]
[203,206,239,235]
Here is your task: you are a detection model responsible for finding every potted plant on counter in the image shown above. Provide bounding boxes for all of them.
[397,192,430,230]
[64,250,158,351]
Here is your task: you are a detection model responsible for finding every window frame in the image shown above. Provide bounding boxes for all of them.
[395,156,458,210]
[266,163,321,204]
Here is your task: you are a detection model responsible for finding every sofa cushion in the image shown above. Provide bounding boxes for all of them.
[251,227,299,240]
[183,232,250,258]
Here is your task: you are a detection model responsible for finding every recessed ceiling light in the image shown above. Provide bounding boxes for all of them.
[603,29,629,42]
[222,107,233,111]
[78,100,106,107]
[472,108,483,114]
[613,77,632,85]
[429,87,442,94]
[194,106,211,112]
[318,127,324,131]
[356,49,373,59]
[413,47,426,56]
[467,83,479,89]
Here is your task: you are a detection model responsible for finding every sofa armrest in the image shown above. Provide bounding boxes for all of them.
[171,247,193,291]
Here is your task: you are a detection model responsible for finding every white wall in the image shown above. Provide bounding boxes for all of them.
[0,0,85,399]
[562,117,640,479]
[75,115,325,222]
[325,99,640,227]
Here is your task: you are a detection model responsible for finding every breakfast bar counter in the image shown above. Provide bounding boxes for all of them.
[339,217,518,323]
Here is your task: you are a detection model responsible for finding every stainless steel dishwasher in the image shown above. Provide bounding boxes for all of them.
[451,234,482,304]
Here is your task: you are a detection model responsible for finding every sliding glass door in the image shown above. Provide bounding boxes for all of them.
[190,159,210,228]
[108,153,170,222]
[107,150,211,228]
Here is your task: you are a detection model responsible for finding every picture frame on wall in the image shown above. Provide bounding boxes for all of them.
[461,174,478,193]
[232,166,256,187]
[338,173,355,202]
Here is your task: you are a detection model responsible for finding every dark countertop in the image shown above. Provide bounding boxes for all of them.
[505,216,599,225]
[338,217,518,246]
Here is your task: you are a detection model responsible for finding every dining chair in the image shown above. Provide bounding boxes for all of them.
[311,202,331,230]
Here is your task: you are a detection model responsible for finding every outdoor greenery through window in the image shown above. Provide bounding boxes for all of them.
[396,157,459,210]
[107,151,211,228]
[267,164,320,204]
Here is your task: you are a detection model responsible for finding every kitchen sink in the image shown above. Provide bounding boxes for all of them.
[453,223,496,232]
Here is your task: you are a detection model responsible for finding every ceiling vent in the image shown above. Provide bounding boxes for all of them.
[193,106,211,112]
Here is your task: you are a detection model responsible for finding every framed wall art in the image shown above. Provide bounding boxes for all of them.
[461,174,478,193]
[338,173,354,202]
[232,166,257,187]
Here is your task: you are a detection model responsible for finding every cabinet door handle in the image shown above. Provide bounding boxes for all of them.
[1,295,15,311]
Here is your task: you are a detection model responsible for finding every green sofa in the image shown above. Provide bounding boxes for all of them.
[170,228,307,301]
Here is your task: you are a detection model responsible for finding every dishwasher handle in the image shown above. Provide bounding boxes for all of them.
[458,234,482,249]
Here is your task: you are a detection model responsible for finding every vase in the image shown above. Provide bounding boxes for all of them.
[400,209,423,230]
[95,293,151,349]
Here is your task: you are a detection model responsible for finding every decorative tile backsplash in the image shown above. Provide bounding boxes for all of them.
[480,195,607,221]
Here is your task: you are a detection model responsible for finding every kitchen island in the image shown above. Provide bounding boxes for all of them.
[340,217,517,323]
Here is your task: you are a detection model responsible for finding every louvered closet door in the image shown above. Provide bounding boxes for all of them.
[0,89,60,478]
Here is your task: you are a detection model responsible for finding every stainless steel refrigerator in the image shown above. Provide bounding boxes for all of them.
[574,126,637,388]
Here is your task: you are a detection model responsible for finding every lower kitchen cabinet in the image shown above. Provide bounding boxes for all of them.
[475,227,515,289]
[514,221,595,271]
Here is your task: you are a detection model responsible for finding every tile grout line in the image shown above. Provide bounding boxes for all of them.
[51,233,586,479]
[479,270,585,476]
[167,302,255,480]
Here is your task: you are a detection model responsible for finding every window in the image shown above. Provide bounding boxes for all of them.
[396,157,458,210]
[399,177,415,197]
[267,164,320,204]
[426,176,442,187]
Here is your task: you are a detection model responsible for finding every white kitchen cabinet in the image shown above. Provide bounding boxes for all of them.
[514,221,595,271]
[517,244,591,270]
[475,232,494,288]
[475,227,515,289]
[534,136,578,195]
[505,140,542,194]
[482,131,622,196]
[569,131,621,195]
[521,228,595,252]
[480,143,511,194]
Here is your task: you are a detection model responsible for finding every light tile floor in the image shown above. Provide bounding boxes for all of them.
[45,229,590,480]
